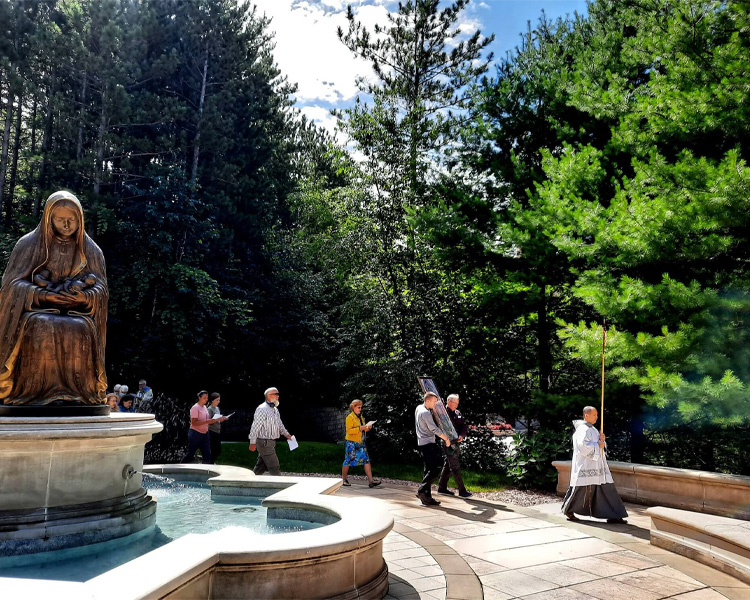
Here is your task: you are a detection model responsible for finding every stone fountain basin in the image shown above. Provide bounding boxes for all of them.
[1,464,394,600]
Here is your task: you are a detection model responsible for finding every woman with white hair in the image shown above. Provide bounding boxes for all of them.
[341,399,381,488]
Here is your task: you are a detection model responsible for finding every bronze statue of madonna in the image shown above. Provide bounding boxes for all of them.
[0,191,108,414]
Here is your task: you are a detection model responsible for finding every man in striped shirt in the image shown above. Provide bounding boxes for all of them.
[248,387,293,475]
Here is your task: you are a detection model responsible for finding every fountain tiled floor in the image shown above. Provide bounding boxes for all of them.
[334,479,750,600]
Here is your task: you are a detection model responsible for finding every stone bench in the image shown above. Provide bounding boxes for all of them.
[648,506,750,584]
[552,460,750,520]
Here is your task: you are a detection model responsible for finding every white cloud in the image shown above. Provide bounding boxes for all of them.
[250,0,494,142]
[299,105,340,139]
[252,0,392,105]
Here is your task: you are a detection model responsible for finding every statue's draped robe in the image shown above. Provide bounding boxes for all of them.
[0,195,108,405]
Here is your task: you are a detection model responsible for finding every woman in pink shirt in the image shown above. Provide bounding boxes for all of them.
[181,390,226,463]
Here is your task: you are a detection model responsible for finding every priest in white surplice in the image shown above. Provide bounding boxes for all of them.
[561,406,628,524]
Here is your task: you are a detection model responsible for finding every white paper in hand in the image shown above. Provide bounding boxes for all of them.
[287,435,299,451]
[365,421,376,428]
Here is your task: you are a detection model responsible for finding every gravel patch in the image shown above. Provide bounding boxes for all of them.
[280,472,559,507]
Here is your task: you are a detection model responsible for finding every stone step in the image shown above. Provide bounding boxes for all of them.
[648,506,750,584]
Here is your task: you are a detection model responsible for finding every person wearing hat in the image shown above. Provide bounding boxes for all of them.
[248,387,293,476]
[341,399,381,488]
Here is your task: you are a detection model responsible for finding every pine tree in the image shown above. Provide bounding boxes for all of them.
[536,0,750,425]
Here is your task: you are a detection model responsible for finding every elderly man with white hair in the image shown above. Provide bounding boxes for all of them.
[248,387,293,476]
[437,394,472,498]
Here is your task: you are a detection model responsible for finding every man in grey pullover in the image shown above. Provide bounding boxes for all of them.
[415,392,452,506]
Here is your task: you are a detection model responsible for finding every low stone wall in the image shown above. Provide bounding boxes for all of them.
[552,460,750,520]
[297,406,347,442]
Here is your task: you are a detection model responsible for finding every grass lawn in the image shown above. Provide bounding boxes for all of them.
[218,441,508,492]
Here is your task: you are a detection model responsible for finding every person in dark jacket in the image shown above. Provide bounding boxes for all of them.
[119,394,136,413]
[437,394,473,498]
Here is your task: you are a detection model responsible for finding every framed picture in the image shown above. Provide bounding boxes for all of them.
[417,376,458,441]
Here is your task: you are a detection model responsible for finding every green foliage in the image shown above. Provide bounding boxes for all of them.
[505,429,570,490]
[3,0,749,478]
[0,0,336,405]
[536,1,750,426]
[458,426,506,473]
[144,393,191,463]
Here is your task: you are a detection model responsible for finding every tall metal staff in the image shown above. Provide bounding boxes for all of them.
[600,319,607,435]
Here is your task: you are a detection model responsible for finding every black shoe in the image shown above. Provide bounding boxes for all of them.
[458,490,473,498]
[607,518,627,524]
[368,480,382,488]
[416,492,440,506]
[437,488,455,496]
[565,513,580,522]
[342,479,351,486]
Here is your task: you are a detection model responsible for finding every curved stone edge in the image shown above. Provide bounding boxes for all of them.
[0,464,394,600]
[0,413,163,439]
[648,506,750,584]
[552,460,750,519]
[394,523,483,600]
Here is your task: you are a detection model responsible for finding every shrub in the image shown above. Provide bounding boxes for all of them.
[459,425,506,473]
[144,393,191,463]
[505,428,570,490]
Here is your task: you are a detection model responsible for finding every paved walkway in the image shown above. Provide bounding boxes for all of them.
[334,479,750,600]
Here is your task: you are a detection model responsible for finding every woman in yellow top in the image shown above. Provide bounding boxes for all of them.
[341,399,381,488]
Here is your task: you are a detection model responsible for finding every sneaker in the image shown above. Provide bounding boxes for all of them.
[368,480,382,488]
[342,479,351,487]
[437,488,455,496]
[458,490,473,498]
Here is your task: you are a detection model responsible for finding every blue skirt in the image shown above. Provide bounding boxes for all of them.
[343,440,370,466]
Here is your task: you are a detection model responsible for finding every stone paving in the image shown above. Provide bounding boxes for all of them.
[335,479,750,600]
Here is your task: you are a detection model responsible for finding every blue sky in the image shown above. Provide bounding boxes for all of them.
[251,0,588,136]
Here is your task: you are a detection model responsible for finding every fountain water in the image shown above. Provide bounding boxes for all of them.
[0,464,394,599]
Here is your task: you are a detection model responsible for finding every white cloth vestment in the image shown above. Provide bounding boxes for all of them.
[569,420,614,487]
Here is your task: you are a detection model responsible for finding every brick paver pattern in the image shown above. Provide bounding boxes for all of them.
[335,477,750,600]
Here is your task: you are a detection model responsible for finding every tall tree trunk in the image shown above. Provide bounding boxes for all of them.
[537,285,552,394]
[30,94,37,152]
[630,416,645,463]
[27,93,38,213]
[6,87,24,215]
[35,74,55,218]
[190,53,208,183]
[77,70,87,161]
[94,87,107,196]
[0,84,15,219]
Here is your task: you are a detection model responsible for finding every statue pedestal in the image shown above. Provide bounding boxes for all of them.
[0,413,163,556]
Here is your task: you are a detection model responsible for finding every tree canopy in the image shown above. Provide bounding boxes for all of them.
[2,0,748,472]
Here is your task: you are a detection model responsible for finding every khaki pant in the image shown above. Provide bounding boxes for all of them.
[254,438,281,475]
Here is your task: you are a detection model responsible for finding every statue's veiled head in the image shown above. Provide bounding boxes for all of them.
[35,191,89,277]
[43,191,85,242]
